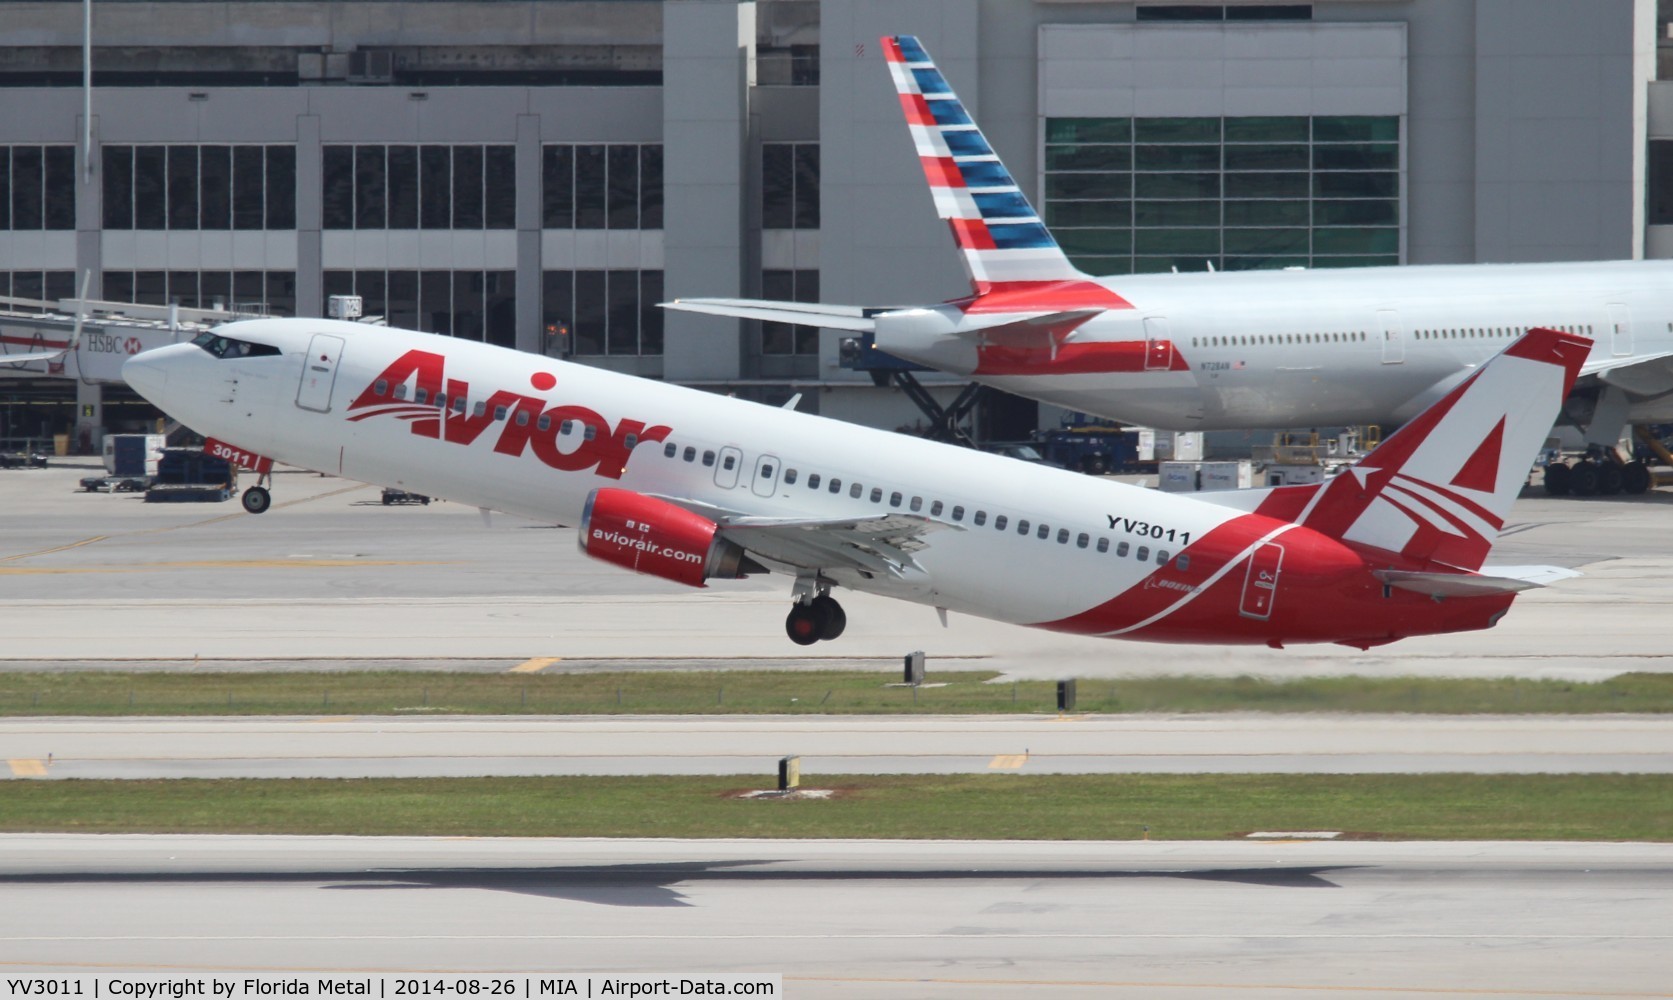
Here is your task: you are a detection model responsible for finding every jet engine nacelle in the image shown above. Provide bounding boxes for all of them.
[578,488,753,588]
[872,306,981,374]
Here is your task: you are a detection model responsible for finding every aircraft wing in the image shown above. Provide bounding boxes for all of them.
[1582,349,1673,394]
[650,494,956,577]
[663,298,878,332]
[2,345,75,364]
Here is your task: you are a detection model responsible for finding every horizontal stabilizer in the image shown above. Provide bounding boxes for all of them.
[663,298,877,332]
[1373,565,1577,598]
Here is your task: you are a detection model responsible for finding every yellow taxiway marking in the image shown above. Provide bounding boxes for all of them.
[510,657,562,674]
[7,758,48,777]
[988,754,1027,770]
[0,535,108,564]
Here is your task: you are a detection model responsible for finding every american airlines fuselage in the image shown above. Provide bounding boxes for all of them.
[874,259,1673,430]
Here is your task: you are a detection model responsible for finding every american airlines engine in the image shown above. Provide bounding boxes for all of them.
[124,314,1584,649]
[667,35,1673,497]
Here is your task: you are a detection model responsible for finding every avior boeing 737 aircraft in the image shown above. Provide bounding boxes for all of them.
[668,35,1673,497]
[123,317,1583,649]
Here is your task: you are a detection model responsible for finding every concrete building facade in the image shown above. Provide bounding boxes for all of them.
[0,0,1661,446]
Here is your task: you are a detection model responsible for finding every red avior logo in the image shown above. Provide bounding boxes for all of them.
[346,349,671,480]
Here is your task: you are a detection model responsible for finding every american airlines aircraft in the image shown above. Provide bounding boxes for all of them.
[122,316,1584,649]
[668,35,1673,498]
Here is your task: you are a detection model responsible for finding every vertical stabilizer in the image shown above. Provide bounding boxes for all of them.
[1268,328,1589,571]
[882,35,1091,296]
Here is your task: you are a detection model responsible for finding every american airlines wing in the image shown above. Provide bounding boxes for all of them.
[651,493,955,577]
[1582,350,1673,392]
[665,298,878,332]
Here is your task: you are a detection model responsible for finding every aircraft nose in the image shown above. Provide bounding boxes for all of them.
[122,344,191,403]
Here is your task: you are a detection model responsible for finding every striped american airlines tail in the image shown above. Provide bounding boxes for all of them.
[1232,328,1591,575]
[881,35,1096,298]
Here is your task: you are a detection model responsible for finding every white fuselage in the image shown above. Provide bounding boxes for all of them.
[876,260,1673,430]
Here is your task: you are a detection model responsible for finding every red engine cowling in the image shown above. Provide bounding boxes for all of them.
[578,488,752,588]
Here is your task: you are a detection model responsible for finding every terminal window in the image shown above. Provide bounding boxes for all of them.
[323,144,514,230]
[762,143,819,230]
[541,269,664,357]
[1042,115,1399,274]
[0,271,76,307]
[102,270,296,317]
[1,146,76,230]
[323,269,515,347]
[103,145,294,231]
[761,269,819,355]
[542,144,663,230]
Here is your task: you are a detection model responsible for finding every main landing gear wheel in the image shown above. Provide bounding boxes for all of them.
[241,485,272,514]
[1597,462,1625,496]
[810,594,847,640]
[1567,460,1600,497]
[1542,461,1571,496]
[1622,460,1652,495]
[785,594,848,645]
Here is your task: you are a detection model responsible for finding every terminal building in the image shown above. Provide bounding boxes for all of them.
[0,0,1667,451]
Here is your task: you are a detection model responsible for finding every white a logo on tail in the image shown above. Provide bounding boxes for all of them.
[1298,330,1589,571]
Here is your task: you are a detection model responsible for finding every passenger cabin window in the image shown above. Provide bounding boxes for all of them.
[1156,549,1168,564]
[583,425,597,441]
[493,404,507,420]
[973,510,985,526]
[624,433,637,448]
[515,410,530,426]
[416,389,430,405]
[374,379,389,396]
[1057,529,1070,544]
[1017,519,1029,535]
[1137,546,1150,561]
[664,442,677,458]
[1077,533,1089,548]
[702,450,716,467]
[1097,538,1109,553]
[761,463,774,478]
[1175,555,1190,570]
[722,454,736,471]
[951,505,964,521]
[1117,541,1130,557]
[473,401,486,417]
[929,500,942,516]
[1037,524,1050,540]
[395,384,408,400]
[848,482,860,497]
[889,491,903,508]
[783,469,796,484]
[807,474,820,489]
[684,447,696,462]
[870,488,883,503]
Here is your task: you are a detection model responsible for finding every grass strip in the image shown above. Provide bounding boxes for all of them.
[1,670,1672,716]
[4,774,1669,841]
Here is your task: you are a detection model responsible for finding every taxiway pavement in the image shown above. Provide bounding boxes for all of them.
[5,713,1671,778]
[4,464,1673,680]
[1,834,1669,998]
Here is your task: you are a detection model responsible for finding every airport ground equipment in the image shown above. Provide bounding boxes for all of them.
[144,447,235,503]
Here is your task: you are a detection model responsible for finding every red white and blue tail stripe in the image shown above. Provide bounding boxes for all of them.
[883,35,1087,292]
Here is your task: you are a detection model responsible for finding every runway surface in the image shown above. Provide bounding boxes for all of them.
[1,834,1669,998]
[4,464,1673,680]
[5,713,1672,778]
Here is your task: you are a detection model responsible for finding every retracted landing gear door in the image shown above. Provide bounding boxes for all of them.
[296,334,346,412]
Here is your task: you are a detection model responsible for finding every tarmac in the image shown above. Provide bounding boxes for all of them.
[3,461,1672,679]
[2,835,1671,999]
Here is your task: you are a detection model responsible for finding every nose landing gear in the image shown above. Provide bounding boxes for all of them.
[786,577,847,645]
[241,470,274,514]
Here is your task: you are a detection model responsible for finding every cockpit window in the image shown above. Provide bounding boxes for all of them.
[191,332,281,359]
